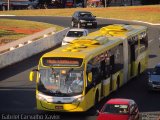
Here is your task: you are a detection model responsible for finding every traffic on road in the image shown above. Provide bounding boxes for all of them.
[0,14,160,120]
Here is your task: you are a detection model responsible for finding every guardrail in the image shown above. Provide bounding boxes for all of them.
[0,27,69,69]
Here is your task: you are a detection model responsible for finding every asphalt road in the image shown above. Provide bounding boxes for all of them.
[0,16,160,120]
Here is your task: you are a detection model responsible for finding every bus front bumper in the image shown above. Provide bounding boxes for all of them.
[36,99,85,112]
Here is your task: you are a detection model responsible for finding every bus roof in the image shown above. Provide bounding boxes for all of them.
[42,24,147,60]
[87,24,147,39]
[42,36,122,60]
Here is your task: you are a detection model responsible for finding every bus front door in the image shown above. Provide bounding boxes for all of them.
[130,44,136,77]
[109,55,114,92]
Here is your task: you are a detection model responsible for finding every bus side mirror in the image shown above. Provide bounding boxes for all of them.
[29,69,38,81]
[88,72,92,83]
[29,71,34,82]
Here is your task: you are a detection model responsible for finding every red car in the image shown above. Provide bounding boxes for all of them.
[97,98,139,120]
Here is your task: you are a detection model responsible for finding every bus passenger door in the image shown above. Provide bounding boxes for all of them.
[100,60,106,97]
[109,55,114,92]
[129,43,135,77]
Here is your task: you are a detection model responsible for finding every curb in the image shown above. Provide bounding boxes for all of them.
[0,27,70,69]
[0,15,16,16]
[132,20,160,26]
[0,15,160,26]
[97,17,160,26]
[50,16,160,26]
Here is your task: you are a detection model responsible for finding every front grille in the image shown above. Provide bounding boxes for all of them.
[152,81,160,85]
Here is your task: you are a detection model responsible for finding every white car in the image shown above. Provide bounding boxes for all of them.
[62,28,89,46]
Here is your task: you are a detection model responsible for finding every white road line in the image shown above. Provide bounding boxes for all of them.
[0,15,16,16]
[0,88,35,91]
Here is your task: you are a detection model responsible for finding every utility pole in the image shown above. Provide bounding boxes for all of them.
[74,0,76,7]
[7,0,10,11]
[105,0,106,7]
[84,0,87,8]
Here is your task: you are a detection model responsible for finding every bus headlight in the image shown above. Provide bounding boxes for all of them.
[72,96,84,105]
[36,94,47,102]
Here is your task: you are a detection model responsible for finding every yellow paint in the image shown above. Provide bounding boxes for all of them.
[31,24,148,112]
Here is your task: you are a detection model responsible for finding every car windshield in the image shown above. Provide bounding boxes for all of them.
[80,13,92,18]
[152,66,160,75]
[66,31,83,37]
[102,104,129,114]
[38,68,84,96]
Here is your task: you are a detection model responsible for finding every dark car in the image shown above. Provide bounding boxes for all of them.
[71,11,97,28]
[97,98,139,120]
[148,63,160,91]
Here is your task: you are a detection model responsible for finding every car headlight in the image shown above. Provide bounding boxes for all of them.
[80,20,86,23]
[72,96,84,105]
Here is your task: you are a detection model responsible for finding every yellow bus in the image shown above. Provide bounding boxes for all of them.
[29,24,148,112]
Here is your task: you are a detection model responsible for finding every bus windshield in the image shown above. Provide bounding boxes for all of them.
[66,31,83,37]
[38,68,84,96]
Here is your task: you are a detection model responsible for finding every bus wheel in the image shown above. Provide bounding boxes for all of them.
[94,90,99,109]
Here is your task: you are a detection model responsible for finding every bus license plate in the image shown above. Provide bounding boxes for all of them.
[55,106,63,110]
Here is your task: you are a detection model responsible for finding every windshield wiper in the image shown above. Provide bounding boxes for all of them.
[55,90,62,93]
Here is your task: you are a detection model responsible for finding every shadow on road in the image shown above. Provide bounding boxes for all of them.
[0,45,61,81]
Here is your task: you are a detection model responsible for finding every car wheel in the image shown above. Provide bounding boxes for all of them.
[77,22,81,28]
[71,21,75,27]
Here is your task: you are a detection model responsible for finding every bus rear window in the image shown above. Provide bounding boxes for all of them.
[42,57,83,67]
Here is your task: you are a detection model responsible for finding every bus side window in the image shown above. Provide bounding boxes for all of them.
[114,43,124,73]
[91,67,100,81]
[110,55,115,73]
[100,60,106,78]
[139,32,148,53]
[104,51,111,78]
